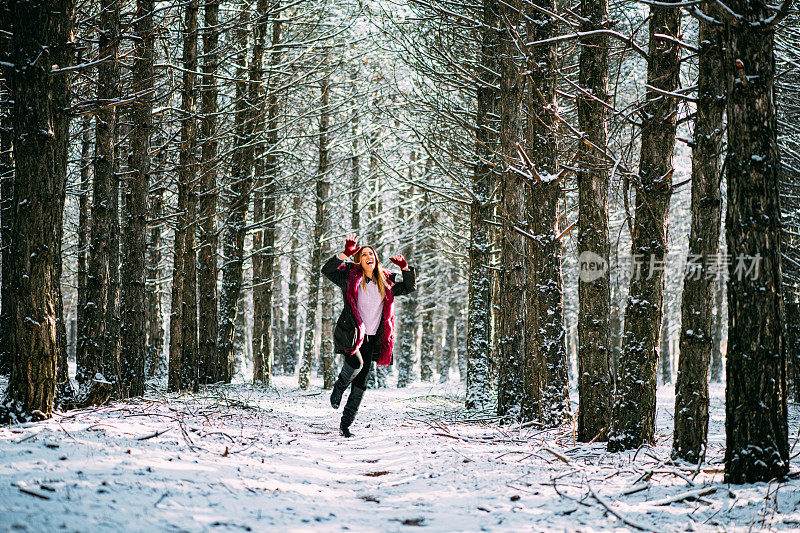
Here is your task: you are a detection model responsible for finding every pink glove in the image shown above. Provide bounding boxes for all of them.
[343,234,361,257]
[389,255,408,270]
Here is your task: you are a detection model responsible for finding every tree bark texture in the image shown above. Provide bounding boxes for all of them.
[75,114,91,382]
[253,5,282,386]
[495,1,526,420]
[145,183,164,376]
[466,0,498,410]
[0,0,12,377]
[120,0,155,398]
[198,0,219,384]
[723,0,789,484]
[217,1,256,383]
[169,0,199,392]
[4,0,73,420]
[576,0,612,442]
[608,0,681,451]
[80,0,121,392]
[523,0,570,427]
[672,7,725,461]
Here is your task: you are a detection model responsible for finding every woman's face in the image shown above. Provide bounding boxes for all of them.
[359,247,377,272]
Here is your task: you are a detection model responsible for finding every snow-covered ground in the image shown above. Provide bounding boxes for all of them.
[1,376,799,532]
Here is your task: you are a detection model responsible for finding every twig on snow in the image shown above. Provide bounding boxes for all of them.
[587,483,656,532]
[647,487,717,506]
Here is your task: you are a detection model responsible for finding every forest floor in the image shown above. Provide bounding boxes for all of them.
[1,375,799,532]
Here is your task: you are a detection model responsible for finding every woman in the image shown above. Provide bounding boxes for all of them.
[321,234,417,437]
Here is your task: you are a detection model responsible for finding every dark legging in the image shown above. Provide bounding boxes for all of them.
[345,334,379,390]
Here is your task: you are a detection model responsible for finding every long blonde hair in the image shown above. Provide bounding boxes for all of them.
[354,246,388,300]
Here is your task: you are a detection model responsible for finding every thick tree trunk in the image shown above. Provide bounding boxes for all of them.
[576,0,612,442]
[218,0,259,383]
[466,0,498,410]
[80,0,121,392]
[120,0,155,398]
[522,0,569,427]
[608,1,681,451]
[198,0,219,384]
[4,0,73,420]
[672,8,725,460]
[496,2,526,419]
[0,0,11,377]
[723,0,789,484]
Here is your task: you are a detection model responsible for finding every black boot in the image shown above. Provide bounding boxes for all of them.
[340,386,365,438]
[330,361,360,409]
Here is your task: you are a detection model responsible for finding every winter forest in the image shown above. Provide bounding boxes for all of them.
[1,0,800,530]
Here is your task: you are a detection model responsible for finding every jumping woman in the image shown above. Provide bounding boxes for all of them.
[322,234,417,437]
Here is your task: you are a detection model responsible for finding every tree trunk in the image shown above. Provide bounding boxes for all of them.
[253,4,282,386]
[710,275,724,382]
[0,0,11,377]
[272,256,285,374]
[350,68,360,233]
[466,0,498,410]
[777,17,800,402]
[608,0,681,451]
[457,306,467,382]
[284,195,302,375]
[420,307,435,382]
[4,0,73,420]
[198,0,219,384]
[80,0,121,392]
[522,0,569,427]
[145,183,164,376]
[217,0,258,383]
[723,0,789,484]
[75,114,91,381]
[672,7,725,460]
[576,0,612,441]
[169,0,200,392]
[660,305,671,384]
[495,2,526,419]
[441,289,459,383]
[120,0,155,398]
[299,75,332,390]
[396,177,418,388]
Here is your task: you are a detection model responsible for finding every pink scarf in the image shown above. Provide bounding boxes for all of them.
[341,263,396,365]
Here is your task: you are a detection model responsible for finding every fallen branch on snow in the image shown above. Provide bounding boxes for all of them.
[587,483,656,532]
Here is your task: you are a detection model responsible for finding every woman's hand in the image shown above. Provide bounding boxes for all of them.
[389,255,409,271]
[343,234,361,257]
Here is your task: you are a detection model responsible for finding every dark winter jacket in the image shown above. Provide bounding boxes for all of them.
[321,255,417,366]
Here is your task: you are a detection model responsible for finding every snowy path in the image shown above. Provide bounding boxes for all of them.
[1,377,800,532]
